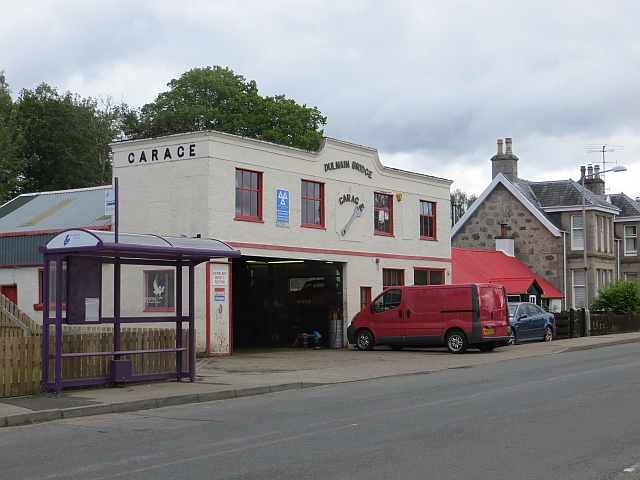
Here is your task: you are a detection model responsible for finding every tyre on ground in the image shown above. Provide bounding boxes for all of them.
[356,329,375,351]
[543,326,553,342]
[445,329,468,354]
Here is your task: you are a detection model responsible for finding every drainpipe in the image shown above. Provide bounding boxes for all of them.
[615,238,621,280]
[562,231,567,312]
[581,170,591,336]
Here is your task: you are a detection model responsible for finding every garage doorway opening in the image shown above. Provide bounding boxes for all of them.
[232,257,343,348]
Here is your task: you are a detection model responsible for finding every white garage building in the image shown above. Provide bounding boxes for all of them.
[111,131,453,354]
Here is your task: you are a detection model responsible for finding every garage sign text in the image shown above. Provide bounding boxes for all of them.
[324,160,373,179]
[127,144,197,164]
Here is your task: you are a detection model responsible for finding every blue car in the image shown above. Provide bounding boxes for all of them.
[507,302,555,345]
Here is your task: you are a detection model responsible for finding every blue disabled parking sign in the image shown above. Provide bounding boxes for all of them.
[276,189,290,226]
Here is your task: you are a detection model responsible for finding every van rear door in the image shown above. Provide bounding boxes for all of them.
[477,284,509,338]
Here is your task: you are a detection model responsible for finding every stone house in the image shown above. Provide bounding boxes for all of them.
[609,193,640,281]
[451,138,628,311]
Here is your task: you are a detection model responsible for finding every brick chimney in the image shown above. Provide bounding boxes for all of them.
[491,138,519,182]
[581,164,605,195]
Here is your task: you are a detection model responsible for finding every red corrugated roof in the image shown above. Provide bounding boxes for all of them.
[536,276,563,299]
[452,248,562,299]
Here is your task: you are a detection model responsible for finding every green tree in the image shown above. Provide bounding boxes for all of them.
[0,72,26,202]
[14,84,118,193]
[591,280,640,312]
[126,66,327,151]
[451,188,478,225]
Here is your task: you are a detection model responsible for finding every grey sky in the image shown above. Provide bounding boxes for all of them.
[3,0,639,197]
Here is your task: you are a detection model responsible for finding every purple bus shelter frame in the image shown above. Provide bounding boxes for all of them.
[40,229,241,394]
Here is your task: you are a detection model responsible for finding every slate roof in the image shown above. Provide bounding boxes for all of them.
[452,247,563,299]
[0,186,112,234]
[512,178,618,231]
[452,173,621,237]
[609,193,640,219]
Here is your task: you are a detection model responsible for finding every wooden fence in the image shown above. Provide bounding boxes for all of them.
[589,311,640,336]
[554,309,640,338]
[1,327,189,399]
[0,293,41,337]
[1,293,190,398]
[0,336,42,397]
[554,311,572,339]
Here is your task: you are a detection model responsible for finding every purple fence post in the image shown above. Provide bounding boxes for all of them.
[42,259,50,387]
[189,261,195,382]
[55,257,64,394]
[114,258,121,361]
[176,259,183,379]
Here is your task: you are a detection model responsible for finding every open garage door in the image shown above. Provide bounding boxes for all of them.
[232,257,343,348]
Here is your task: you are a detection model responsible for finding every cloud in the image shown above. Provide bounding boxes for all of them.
[3,0,640,197]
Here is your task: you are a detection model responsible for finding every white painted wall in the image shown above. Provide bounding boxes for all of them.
[0,266,41,322]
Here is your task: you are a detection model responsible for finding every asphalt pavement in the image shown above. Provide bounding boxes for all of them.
[1,332,639,429]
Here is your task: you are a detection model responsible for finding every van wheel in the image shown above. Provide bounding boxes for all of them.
[445,330,468,354]
[508,327,516,346]
[355,330,375,351]
[543,326,553,342]
[390,345,403,351]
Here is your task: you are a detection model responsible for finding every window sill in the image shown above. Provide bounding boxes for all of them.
[374,231,394,237]
[234,216,264,224]
[34,303,66,311]
[301,224,326,230]
[624,252,638,256]
[420,236,437,241]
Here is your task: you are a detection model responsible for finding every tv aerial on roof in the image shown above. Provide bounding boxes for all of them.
[584,144,625,182]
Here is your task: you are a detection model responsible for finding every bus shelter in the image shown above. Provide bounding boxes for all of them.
[40,229,241,393]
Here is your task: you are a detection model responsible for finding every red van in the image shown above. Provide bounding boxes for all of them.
[347,283,509,353]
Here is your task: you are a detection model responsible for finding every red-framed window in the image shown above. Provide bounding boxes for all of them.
[1,284,17,305]
[383,268,404,288]
[414,268,445,285]
[420,201,436,240]
[374,192,393,235]
[35,262,67,310]
[144,270,175,312]
[301,180,324,227]
[235,168,262,221]
[360,286,372,311]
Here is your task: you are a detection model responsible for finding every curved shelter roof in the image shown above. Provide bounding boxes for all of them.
[40,229,240,262]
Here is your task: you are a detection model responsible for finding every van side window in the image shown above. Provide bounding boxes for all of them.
[372,289,402,313]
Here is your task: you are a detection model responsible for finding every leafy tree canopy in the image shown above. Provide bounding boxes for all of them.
[451,188,478,225]
[591,280,640,312]
[0,71,26,202]
[124,66,327,151]
[13,83,122,193]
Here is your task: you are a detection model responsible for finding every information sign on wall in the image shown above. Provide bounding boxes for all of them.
[276,188,290,227]
[208,263,231,355]
[105,189,116,216]
[211,269,228,286]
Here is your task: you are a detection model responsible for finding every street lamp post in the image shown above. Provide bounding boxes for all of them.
[581,164,626,335]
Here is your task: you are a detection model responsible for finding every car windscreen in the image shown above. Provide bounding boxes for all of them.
[508,304,518,318]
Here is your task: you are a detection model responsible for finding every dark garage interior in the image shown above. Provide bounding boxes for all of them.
[231,257,343,348]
